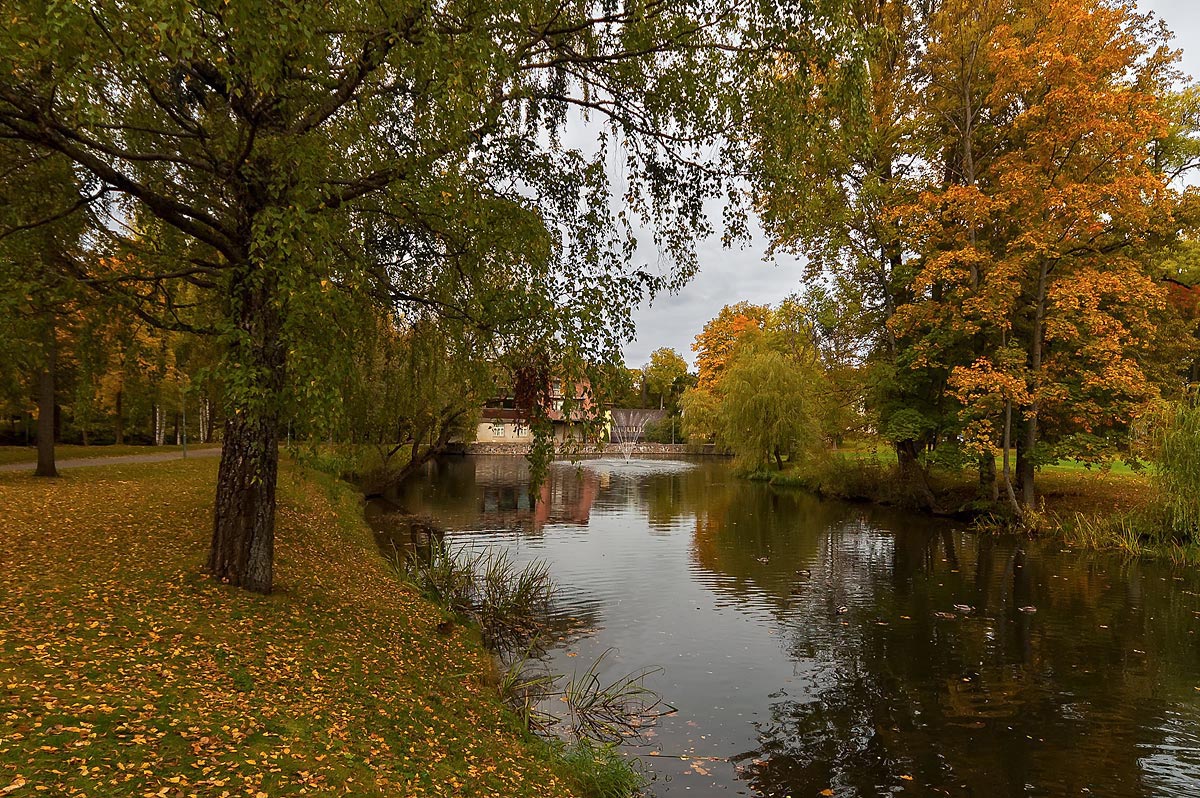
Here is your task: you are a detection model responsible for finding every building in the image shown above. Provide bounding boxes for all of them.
[474,378,595,444]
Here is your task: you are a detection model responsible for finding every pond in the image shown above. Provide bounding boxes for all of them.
[373,455,1200,797]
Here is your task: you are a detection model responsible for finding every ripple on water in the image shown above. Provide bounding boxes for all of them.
[556,457,699,477]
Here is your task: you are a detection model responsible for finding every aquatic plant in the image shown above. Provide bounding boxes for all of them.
[563,649,674,744]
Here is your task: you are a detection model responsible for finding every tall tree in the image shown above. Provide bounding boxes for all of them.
[895,0,1185,510]
[0,1,838,592]
[643,348,689,409]
[752,0,944,496]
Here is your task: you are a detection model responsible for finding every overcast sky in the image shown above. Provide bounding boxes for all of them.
[616,0,1200,368]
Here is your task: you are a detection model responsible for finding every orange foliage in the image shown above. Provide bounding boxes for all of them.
[894,0,1180,464]
[692,302,771,390]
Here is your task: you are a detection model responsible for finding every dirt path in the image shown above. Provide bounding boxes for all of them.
[0,447,222,473]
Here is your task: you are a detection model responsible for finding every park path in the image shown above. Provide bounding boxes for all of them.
[0,447,222,473]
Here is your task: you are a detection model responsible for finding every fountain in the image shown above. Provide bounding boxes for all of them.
[608,409,666,460]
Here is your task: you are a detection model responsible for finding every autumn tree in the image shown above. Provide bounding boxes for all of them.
[692,302,772,390]
[895,0,1187,510]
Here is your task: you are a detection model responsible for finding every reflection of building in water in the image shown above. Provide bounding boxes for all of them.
[534,466,600,527]
[470,458,599,530]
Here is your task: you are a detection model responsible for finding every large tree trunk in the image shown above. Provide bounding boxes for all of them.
[896,439,937,510]
[35,320,57,478]
[206,264,285,594]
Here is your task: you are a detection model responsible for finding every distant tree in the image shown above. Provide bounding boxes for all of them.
[680,385,722,444]
[692,302,771,390]
[643,348,689,409]
[715,335,825,471]
[0,144,89,476]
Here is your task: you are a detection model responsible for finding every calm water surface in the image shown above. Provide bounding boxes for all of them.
[376,456,1200,797]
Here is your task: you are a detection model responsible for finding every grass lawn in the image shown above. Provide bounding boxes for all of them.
[0,459,577,797]
[0,444,220,466]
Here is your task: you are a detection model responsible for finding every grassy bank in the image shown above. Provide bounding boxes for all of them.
[751,447,1198,563]
[0,458,587,797]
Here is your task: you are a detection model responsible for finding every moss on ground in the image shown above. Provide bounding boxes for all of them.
[0,459,578,797]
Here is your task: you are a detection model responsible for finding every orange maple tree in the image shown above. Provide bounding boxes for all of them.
[893,0,1184,509]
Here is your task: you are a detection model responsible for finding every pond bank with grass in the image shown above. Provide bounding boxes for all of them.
[0,457,607,797]
[749,446,1200,564]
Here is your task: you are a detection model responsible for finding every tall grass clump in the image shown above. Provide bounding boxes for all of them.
[399,538,556,651]
[560,739,645,798]
[1153,399,1200,543]
[476,551,555,650]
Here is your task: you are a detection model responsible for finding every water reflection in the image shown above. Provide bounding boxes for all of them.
[379,456,1200,797]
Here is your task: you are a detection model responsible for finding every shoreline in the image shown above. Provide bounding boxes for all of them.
[746,455,1200,566]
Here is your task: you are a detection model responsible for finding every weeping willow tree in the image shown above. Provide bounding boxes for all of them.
[1153,398,1200,541]
[715,334,827,471]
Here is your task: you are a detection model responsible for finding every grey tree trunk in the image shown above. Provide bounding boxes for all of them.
[206,264,285,594]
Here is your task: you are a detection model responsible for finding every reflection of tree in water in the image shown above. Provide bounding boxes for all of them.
[384,457,1200,797]
[727,511,1200,798]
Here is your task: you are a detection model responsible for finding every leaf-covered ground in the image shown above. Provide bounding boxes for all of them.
[0,459,577,797]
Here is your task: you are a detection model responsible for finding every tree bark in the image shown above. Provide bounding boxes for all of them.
[896,439,937,510]
[206,264,285,594]
[35,319,57,478]
[1002,398,1021,516]
[978,450,997,503]
[1020,261,1049,509]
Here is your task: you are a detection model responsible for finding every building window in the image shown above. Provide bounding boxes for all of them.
[513,422,525,437]
[491,423,505,437]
